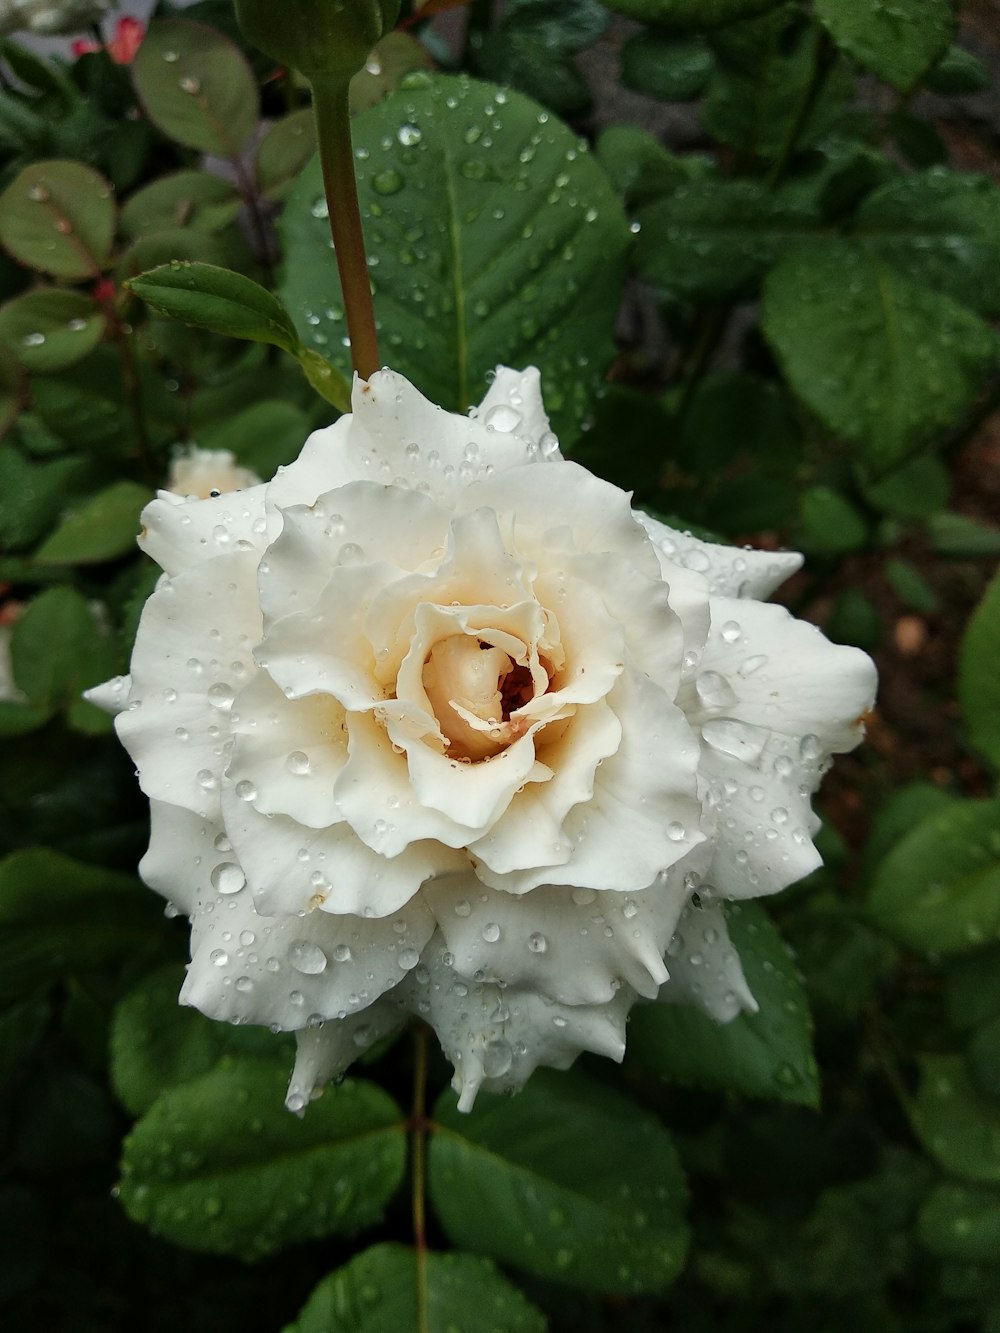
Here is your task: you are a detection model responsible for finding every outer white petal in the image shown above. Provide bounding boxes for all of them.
[638,511,803,599]
[695,597,877,750]
[475,365,556,456]
[285,1006,407,1111]
[138,798,216,918]
[139,485,268,576]
[116,553,261,820]
[478,669,703,895]
[82,672,130,716]
[400,941,633,1111]
[423,853,703,1006]
[658,899,757,1022]
[261,413,356,518]
[222,783,465,919]
[698,731,824,899]
[181,886,434,1030]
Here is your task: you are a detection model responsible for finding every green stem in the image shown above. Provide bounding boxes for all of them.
[411,1024,430,1333]
[310,75,379,380]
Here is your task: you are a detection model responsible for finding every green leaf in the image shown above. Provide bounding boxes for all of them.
[0,444,89,551]
[928,511,1000,558]
[280,75,629,444]
[121,170,242,238]
[127,262,351,411]
[9,586,117,724]
[621,32,713,101]
[129,262,299,351]
[132,19,259,157]
[0,289,105,374]
[120,1057,406,1260]
[0,160,115,280]
[348,33,434,116]
[285,1243,547,1333]
[969,1013,1000,1102]
[429,1069,689,1294]
[826,587,882,651]
[863,783,958,878]
[628,900,819,1105]
[925,44,991,96]
[198,399,311,479]
[111,964,290,1116]
[919,1180,1000,1262]
[601,0,781,28]
[796,485,869,556]
[814,0,953,91]
[595,125,708,208]
[913,1055,1000,1184]
[476,0,608,116]
[34,479,152,565]
[854,170,1000,317]
[958,571,1000,769]
[635,177,817,301]
[0,848,160,1007]
[868,799,1000,956]
[254,110,317,202]
[762,238,997,473]
[944,948,1000,1032]
[857,450,950,519]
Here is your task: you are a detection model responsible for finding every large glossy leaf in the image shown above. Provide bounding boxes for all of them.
[429,1069,688,1294]
[868,799,1000,956]
[120,1058,406,1260]
[958,571,1000,770]
[111,964,290,1116]
[132,19,259,157]
[280,75,628,443]
[285,1244,547,1333]
[762,238,997,474]
[815,0,953,91]
[0,160,115,279]
[913,1055,1000,1185]
[854,170,1000,317]
[628,901,818,1105]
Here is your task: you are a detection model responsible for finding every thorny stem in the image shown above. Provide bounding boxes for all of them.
[411,1023,430,1332]
[311,75,380,380]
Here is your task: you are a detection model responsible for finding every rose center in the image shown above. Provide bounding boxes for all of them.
[422,635,538,761]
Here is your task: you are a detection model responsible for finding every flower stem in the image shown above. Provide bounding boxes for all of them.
[310,75,379,381]
[411,1022,429,1332]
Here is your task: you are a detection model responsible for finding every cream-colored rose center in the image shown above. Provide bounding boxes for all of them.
[422,635,538,761]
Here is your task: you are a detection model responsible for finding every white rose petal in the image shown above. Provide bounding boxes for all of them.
[87,366,876,1110]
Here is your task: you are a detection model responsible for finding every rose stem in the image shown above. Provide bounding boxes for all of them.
[310,76,380,381]
[410,1022,430,1330]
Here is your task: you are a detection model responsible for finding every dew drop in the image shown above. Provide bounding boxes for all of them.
[289,940,328,975]
[211,862,246,896]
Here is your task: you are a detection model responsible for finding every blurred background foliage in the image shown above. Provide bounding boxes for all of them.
[1,0,1000,1329]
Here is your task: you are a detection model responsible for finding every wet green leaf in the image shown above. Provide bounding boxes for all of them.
[762,238,997,473]
[34,479,151,565]
[629,901,819,1106]
[913,1055,1000,1184]
[121,170,242,238]
[120,1058,406,1259]
[254,110,317,202]
[429,1069,688,1294]
[280,75,628,444]
[815,0,953,91]
[132,19,259,157]
[0,160,115,280]
[286,1244,547,1333]
[601,0,781,28]
[868,799,1000,955]
[0,290,105,374]
[621,32,713,101]
[919,1180,1000,1262]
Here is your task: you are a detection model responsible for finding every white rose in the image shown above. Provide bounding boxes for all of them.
[88,367,876,1111]
[0,0,113,35]
[166,446,262,500]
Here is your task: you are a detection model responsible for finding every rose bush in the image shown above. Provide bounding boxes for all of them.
[89,366,876,1112]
